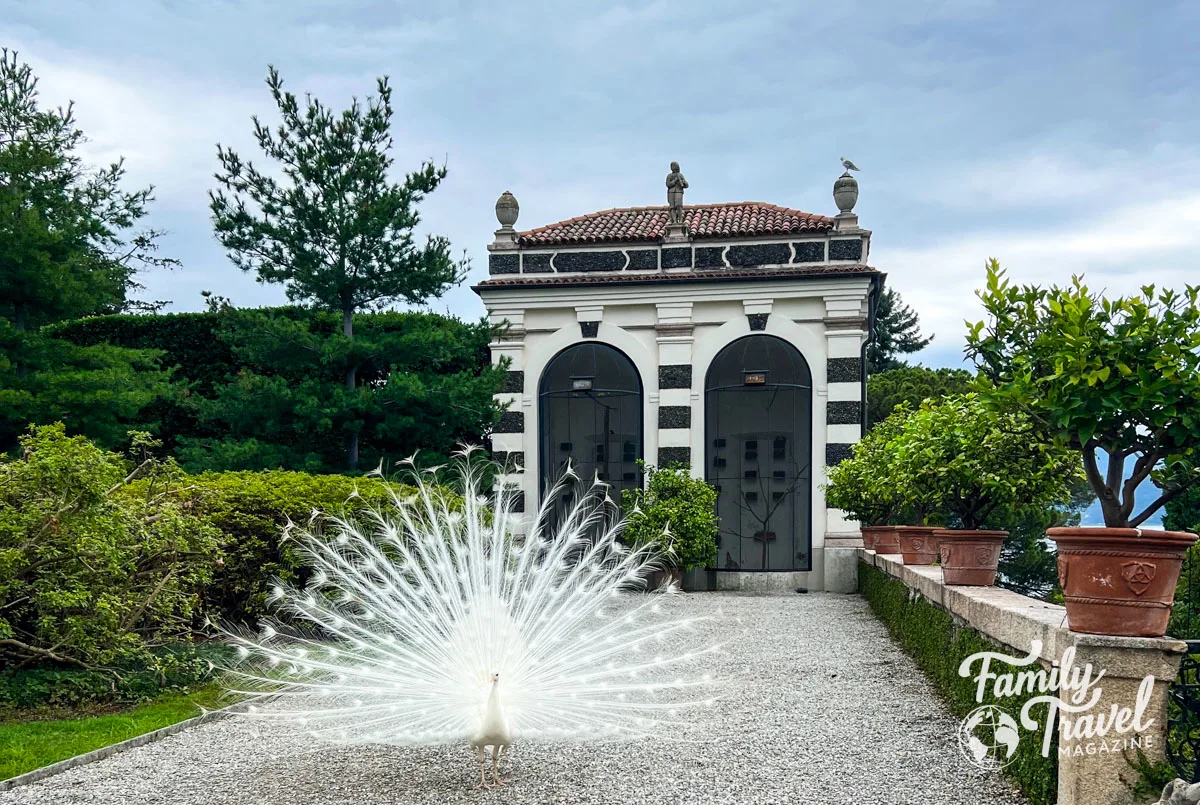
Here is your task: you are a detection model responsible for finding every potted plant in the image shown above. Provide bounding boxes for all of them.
[621,462,719,591]
[825,407,911,554]
[967,261,1200,635]
[889,393,1082,584]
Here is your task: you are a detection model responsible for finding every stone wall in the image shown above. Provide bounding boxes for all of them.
[859,549,1188,805]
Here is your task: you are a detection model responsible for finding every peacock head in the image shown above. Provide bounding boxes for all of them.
[490,671,500,683]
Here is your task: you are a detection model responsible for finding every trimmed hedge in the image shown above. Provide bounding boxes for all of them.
[858,562,1057,805]
[136,470,421,625]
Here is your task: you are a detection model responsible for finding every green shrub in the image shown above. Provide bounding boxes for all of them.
[621,463,718,571]
[859,562,1057,805]
[0,425,222,672]
[824,406,912,526]
[159,470,418,625]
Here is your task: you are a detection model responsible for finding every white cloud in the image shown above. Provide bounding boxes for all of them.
[877,191,1200,368]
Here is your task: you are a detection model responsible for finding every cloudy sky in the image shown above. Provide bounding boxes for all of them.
[4,0,1198,369]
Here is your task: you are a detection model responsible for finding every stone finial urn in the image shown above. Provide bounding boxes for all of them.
[833,172,858,214]
[495,191,519,228]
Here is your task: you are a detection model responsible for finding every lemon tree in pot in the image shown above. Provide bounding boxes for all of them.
[825,407,912,555]
[889,394,1082,585]
[621,462,718,591]
[967,261,1200,635]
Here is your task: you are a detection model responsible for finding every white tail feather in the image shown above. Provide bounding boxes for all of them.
[222,450,714,746]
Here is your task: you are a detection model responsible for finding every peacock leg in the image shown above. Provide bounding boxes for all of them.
[474,745,488,788]
[491,745,506,786]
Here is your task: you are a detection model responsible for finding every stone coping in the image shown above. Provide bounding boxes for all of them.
[858,548,1187,677]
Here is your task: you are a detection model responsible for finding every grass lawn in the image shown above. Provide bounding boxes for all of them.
[0,685,228,781]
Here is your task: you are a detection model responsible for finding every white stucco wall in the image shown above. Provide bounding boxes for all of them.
[478,246,875,592]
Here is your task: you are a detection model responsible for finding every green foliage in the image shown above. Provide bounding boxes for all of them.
[621,463,718,571]
[211,67,467,470]
[858,562,1057,805]
[824,406,913,525]
[0,425,222,671]
[889,395,1083,530]
[160,469,416,624]
[967,259,1200,527]
[0,51,177,455]
[867,287,933,374]
[45,308,505,471]
[866,365,974,428]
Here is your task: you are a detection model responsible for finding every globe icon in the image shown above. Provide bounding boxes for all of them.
[957,705,1021,770]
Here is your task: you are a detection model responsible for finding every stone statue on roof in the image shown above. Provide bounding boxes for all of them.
[665,161,688,225]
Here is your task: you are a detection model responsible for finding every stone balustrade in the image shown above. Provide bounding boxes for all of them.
[859,548,1189,805]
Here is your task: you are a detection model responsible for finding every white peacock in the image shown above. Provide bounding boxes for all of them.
[221,447,717,788]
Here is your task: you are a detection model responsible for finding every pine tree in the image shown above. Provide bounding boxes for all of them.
[210,67,470,470]
[866,287,933,374]
[0,50,173,452]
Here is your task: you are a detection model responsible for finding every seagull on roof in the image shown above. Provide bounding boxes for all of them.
[840,157,860,172]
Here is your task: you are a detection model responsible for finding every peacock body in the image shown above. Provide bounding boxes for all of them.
[223,449,714,786]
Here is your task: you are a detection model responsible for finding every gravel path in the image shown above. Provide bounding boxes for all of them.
[3,593,1028,805]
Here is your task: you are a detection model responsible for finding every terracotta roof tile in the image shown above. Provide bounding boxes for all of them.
[518,203,833,246]
[474,264,877,291]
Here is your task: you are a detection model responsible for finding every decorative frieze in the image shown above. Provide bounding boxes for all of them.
[826,443,854,465]
[662,247,693,269]
[553,250,628,272]
[829,238,863,261]
[658,406,691,429]
[502,370,524,393]
[522,253,553,273]
[827,400,863,425]
[726,243,790,267]
[792,241,826,263]
[658,446,690,467]
[658,364,692,389]
[489,254,519,275]
[694,246,724,269]
[626,249,659,270]
[495,411,524,433]
[827,357,862,383]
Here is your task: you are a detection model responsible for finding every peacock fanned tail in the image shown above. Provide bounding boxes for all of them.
[220,446,716,746]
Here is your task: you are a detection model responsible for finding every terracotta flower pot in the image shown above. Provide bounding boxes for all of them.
[861,525,901,554]
[936,529,1008,586]
[1048,527,1198,637]
[897,526,939,566]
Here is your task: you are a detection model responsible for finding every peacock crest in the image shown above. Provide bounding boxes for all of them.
[219,447,716,784]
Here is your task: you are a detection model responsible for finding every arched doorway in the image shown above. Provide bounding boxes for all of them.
[538,343,643,508]
[705,335,812,571]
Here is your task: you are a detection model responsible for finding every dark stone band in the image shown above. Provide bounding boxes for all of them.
[727,243,790,267]
[827,400,863,425]
[580,321,600,338]
[829,238,863,261]
[748,313,768,331]
[553,250,627,272]
[658,406,691,429]
[522,253,553,273]
[502,370,524,393]
[658,364,692,389]
[658,446,691,467]
[827,357,862,383]
[510,490,525,513]
[626,249,658,270]
[792,241,825,263]
[826,443,854,466]
[661,247,692,269]
[694,246,724,268]
[495,411,524,433]
[489,253,519,274]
